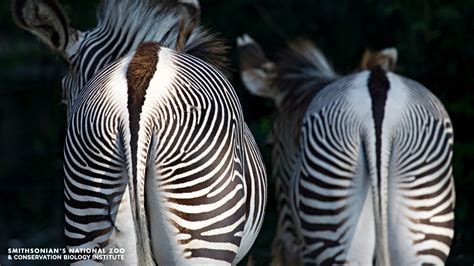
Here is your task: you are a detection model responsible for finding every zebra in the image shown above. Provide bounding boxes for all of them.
[238,34,455,265]
[12,1,267,265]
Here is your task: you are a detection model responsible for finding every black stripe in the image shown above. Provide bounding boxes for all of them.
[185,248,236,263]
[367,66,390,217]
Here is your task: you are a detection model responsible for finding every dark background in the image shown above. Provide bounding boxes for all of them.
[0,0,473,265]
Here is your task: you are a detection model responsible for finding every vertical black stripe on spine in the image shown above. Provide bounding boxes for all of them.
[126,42,161,184]
[367,66,390,217]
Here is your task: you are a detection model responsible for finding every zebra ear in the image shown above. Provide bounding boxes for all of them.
[360,47,398,72]
[12,0,77,56]
[237,34,278,100]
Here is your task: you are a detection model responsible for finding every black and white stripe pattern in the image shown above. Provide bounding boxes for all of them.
[14,0,267,265]
[65,46,267,265]
[292,70,454,265]
[238,38,454,265]
[61,0,224,117]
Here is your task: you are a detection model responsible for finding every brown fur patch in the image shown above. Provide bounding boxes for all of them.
[127,42,161,114]
[360,49,396,71]
[126,42,160,177]
[95,0,228,77]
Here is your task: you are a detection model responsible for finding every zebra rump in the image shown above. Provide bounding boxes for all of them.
[238,35,454,265]
[13,1,267,265]
[65,41,267,265]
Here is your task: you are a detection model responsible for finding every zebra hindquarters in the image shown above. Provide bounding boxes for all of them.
[139,48,258,265]
[233,124,268,264]
[63,58,139,265]
[144,123,267,266]
[294,100,376,265]
[385,77,455,265]
[144,122,252,265]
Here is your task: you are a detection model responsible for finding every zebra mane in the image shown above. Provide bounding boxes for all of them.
[96,0,228,75]
[275,39,338,103]
[274,39,338,142]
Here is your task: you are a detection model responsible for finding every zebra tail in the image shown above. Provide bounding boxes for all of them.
[132,124,155,266]
[365,66,394,265]
[373,154,390,266]
[124,42,163,265]
[120,110,155,266]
